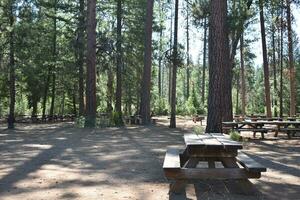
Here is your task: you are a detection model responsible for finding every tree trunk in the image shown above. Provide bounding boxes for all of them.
[206,0,230,133]
[271,10,278,117]
[286,0,296,116]
[236,63,239,114]
[49,0,57,119]
[115,0,123,119]
[240,34,246,116]
[279,0,284,117]
[201,17,207,104]
[259,0,272,117]
[42,67,51,120]
[106,67,113,114]
[31,99,38,118]
[78,0,85,116]
[8,1,15,129]
[158,21,162,97]
[168,3,173,104]
[85,0,97,127]
[140,0,154,125]
[169,0,179,128]
[73,92,77,116]
[185,0,190,100]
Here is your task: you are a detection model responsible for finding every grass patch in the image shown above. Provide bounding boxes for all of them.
[193,125,205,135]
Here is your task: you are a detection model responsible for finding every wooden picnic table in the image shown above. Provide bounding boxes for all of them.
[222,120,300,139]
[163,133,266,193]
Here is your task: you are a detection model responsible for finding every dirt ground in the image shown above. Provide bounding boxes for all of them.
[0,117,299,200]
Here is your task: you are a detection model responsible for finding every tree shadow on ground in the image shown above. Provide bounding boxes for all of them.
[0,122,299,199]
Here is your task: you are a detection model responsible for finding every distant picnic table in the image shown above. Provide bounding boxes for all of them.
[222,120,300,139]
[163,133,266,193]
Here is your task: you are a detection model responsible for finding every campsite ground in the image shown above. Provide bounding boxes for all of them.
[0,117,299,200]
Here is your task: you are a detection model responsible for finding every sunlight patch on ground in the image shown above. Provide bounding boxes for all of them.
[22,144,52,149]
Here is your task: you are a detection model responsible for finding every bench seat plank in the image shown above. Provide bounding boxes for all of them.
[163,148,181,169]
[236,152,266,173]
[165,168,261,180]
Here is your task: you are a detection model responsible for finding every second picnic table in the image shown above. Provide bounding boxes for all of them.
[163,133,266,193]
[222,120,300,139]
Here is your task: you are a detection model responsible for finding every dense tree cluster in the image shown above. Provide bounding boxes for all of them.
[0,0,299,129]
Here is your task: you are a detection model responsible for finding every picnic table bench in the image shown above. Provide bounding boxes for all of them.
[222,121,300,139]
[163,133,266,193]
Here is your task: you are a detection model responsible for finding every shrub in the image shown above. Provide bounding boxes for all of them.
[193,125,205,135]
[154,97,169,115]
[75,116,85,128]
[111,111,124,126]
[230,130,241,141]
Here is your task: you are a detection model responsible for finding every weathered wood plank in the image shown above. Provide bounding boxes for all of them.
[183,157,200,168]
[201,134,224,149]
[213,133,243,150]
[187,147,237,158]
[164,168,261,180]
[184,133,205,146]
[163,148,181,169]
[220,157,239,168]
[236,152,267,172]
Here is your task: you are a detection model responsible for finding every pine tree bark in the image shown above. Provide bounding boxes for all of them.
[158,13,162,97]
[42,67,51,121]
[236,63,240,114]
[259,0,272,117]
[8,1,15,129]
[185,0,190,100]
[271,10,278,117]
[286,0,296,116]
[169,0,179,128]
[279,0,284,117]
[78,0,85,116]
[140,0,154,125]
[240,34,246,116]
[107,67,113,114]
[201,17,207,104]
[115,0,123,118]
[49,0,57,119]
[85,0,97,127]
[206,0,230,133]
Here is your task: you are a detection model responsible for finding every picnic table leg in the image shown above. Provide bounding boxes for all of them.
[274,125,279,137]
[170,180,186,194]
[261,132,265,139]
[287,131,291,139]
[170,157,199,194]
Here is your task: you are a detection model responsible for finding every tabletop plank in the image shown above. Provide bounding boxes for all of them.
[184,133,242,151]
[184,133,205,146]
[213,134,243,150]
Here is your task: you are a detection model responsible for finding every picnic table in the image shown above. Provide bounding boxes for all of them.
[192,115,205,125]
[222,120,300,139]
[163,133,266,193]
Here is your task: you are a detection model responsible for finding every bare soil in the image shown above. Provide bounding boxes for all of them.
[0,117,299,200]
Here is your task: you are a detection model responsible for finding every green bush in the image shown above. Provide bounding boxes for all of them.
[75,116,85,128]
[193,125,204,135]
[112,111,124,126]
[230,130,241,141]
[154,97,169,115]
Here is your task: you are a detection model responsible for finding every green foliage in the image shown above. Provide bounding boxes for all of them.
[230,130,241,142]
[185,85,205,115]
[193,125,205,135]
[154,97,169,115]
[75,116,85,128]
[111,111,124,127]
